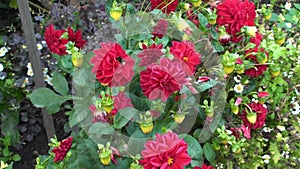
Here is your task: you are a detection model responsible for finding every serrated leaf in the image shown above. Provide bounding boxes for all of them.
[27,88,71,114]
[203,143,215,163]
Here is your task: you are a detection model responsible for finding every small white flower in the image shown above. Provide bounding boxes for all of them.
[42,67,48,75]
[251,98,258,103]
[27,63,34,76]
[234,84,244,93]
[285,23,292,29]
[263,127,273,133]
[234,75,241,83]
[262,154,271,164]
[285,2,292,10]
[290,101,300,115]
[0,63,3,72]
[44,74,53,86]
[41,40,46,46]
[37,43,43,50]
[0,47,8,57]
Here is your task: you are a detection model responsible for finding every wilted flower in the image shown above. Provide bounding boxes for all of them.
[139,131,191,169]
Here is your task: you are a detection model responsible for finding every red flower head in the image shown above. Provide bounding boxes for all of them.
[139,131,191,169]
[52,137,73,162]
[67,27,86,49]
[245,47,268,77]
[170,41,201,76]
[113,92,133,111]
[239,102,268,129]
[150,0,178,14]
[89,105,108,123]
[140,58,188,102]
[137,44,163,67]
[194,164,214,169]
[216,0,256,41]
[152,19,169,39]
[91,42,135,87]
[44,24,68,56]
[250,33,263,47]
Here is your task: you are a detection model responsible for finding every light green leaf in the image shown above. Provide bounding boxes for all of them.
[52,71,69,95]
[27,88,71,114]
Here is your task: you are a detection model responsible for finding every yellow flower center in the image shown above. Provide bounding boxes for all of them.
[183,56,188,62]
[237,85,242,90]
[167,157,173,165]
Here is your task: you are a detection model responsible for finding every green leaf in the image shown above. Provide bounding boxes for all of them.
[52,71,69,95]
[127,135,148,156]
[88,122,114,136]
[183,135,203,160]
[203,142,215,163]
[114,108,138,129]
[194,79,218,92]
[9,0,17,9]
[269,142,281,164]
[212,40,224,52]
[105,158,132,169]
[1,111,20,145]
[12,154,21,161]
[294,3,300,10]
[198,13,208,31]
[27,88,71,114]
[58,54,73,73]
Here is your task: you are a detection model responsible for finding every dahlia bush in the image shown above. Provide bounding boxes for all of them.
[28,0,300,169]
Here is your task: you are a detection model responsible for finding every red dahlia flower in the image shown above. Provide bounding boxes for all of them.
[245,47,268,77]
[91,42,135,87]
[67,27,86,49]
[250,33,263,47]
[52,137,73,162]
[216,0,256,40]
[194,164,214,169]
[152,19,169,39]
[139,131,191,169]
[150,0,179,14]
[44,24,68,56]
[140,58,187,102]
[137,44,163,67]
[239,102,268,129]
[170,41,201,76]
